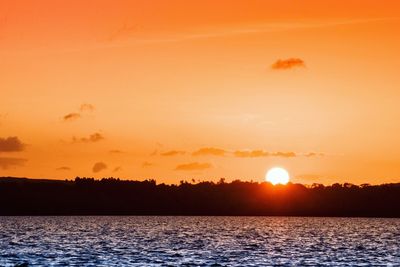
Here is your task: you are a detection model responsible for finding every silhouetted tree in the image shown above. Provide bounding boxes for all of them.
[0,176,399,217]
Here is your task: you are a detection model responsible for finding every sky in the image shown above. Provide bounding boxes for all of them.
[1,0,400,185]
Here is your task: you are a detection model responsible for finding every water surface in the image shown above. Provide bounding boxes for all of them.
[0,216,399,266]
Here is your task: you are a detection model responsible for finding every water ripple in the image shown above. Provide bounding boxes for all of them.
[0,216,399,266]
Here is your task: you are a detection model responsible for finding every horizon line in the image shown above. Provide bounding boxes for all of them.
[1,176,399,187]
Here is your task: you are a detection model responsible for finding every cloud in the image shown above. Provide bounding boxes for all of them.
[234,150,269,158]
[56,166,71,171]
[271,58,305,70]
[161,150,186,156]
[80,103,95,112]
[305,152,324,157]
[48,18,398,53]
[142,161,153,168]
[0,157,27,169]
[72,132,104,143]
[271,152,296,157]
[63,103,95,122]
[92,162,107,173]
[160,146,313,159]
[149,142,164,156]
[63,113,81,122]
[175,162,212,171]
[113,166,122,172]
[233,150,296,158]
[0,136,26,152]
[192,147,226,156]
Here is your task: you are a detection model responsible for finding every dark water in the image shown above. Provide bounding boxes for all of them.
[0,216,399,266]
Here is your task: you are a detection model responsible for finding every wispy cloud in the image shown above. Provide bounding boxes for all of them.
[93,162,107,173]
[161,150,186,156]
[233,150,309,158]
[149,142,164,156]
[234,150,269,158]
[72,132,104,143]
[63,113,81,122]
[62,103,95,122]
[0,157,27,169]
[162,146,321,159]
[175,162,212,171]
[0,136,26,152]
[192,147,226,156]
[271,151,297,157]
[179,18,399,42]
[305,152,325,157]
[271,58,305,70]
[113,166,122,172]
[26,17,399,56]
[233,150,297,158]
[100,18,400,46]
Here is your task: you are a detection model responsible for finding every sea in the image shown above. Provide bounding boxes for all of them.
[0,216,399,266]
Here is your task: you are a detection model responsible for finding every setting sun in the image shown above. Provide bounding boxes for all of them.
[266,167,290,185]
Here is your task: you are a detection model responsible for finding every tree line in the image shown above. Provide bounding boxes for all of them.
[0,177,399,217]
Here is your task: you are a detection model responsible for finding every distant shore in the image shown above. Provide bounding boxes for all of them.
[1,177,399,217]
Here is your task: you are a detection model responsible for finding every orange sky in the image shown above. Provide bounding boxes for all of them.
[1,0,400,184]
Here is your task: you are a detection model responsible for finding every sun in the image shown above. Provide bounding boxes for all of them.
[266,167,290,185]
